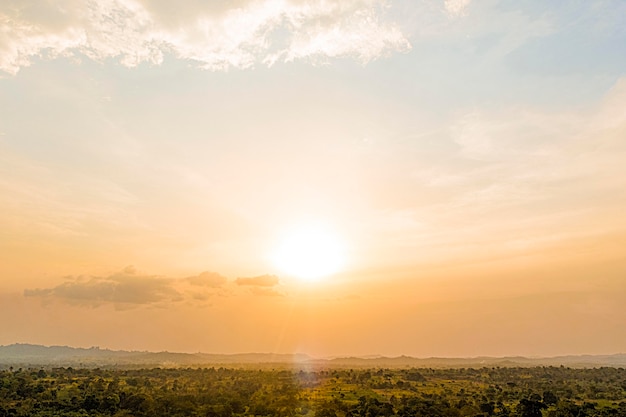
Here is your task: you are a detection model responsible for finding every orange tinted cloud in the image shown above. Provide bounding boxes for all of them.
[235,274,280,287]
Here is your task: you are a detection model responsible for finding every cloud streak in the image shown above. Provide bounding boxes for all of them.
[0,0,411,75]
[235,274,280,287]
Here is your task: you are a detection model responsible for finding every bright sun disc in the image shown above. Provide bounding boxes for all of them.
[271,224,346,282]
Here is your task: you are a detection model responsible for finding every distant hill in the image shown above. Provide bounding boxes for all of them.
[0,344,312,368]
[324,354,626,368]
[1,344,625,369]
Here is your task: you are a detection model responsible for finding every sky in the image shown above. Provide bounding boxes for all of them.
[1,0,625,358]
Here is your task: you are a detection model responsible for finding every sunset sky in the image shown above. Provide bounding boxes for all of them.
[1,0,625,358]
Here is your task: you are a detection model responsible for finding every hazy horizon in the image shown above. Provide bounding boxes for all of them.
[2,341,626,361]
[1,0,625,359]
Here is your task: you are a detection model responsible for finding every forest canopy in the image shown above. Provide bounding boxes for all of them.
[0,366,625,416]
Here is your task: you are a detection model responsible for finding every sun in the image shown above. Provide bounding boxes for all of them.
[271,223,346,282]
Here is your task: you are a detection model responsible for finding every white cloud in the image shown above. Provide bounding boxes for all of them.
[274,1,410,64]
[444,0,470,17]
[0,0,410,74]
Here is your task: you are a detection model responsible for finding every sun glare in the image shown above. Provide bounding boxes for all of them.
[271,223,346,282]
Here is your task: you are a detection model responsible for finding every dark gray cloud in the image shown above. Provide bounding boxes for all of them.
[24,266,227,307]
[235,274,279,287]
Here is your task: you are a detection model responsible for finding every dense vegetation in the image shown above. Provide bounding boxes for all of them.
[0,366,625,416]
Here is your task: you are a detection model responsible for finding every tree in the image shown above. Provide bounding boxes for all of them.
[516,399,546,417]
[480,402,495,416]
[542,391,558,406]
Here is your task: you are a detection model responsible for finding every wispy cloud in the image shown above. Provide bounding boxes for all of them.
[366,76,626,269]
[0,0,411,75]
[235,274,280,287]
[235,274,283,296]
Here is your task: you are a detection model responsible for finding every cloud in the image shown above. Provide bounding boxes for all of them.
[23,267,288,306]
[427,77,626,239]
[24,266,227,307]
[184,271,227,288]
[444,0,470,17]
[0,0,411,75]
[235,274,280,287]
[24,267,179,306]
